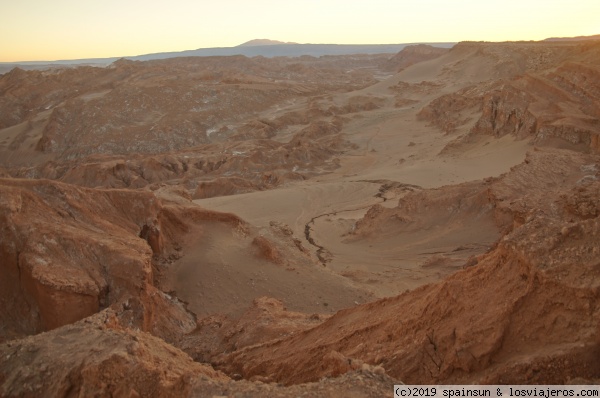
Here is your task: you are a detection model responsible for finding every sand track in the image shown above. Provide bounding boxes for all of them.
[194,92,529,298]
[303,195,384,266]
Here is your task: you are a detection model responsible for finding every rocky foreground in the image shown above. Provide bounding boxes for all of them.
[1,40,600,396]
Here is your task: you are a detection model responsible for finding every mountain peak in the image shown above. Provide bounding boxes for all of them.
[237,39,297,47]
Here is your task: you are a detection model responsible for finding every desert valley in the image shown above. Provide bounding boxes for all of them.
[1,37,600,396]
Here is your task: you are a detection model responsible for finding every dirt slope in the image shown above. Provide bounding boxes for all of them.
[383,44,449,72]
[216,149,600,385]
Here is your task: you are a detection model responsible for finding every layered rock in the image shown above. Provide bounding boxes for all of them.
[0,178,250,342]
[418,42,600,152]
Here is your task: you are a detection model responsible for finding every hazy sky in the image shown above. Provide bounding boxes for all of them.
[1,0,599,62]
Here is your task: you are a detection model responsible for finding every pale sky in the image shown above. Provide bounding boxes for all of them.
[1,0,599,62]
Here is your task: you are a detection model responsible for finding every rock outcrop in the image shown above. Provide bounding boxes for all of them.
[0,178,252,343]
[418,42,600,152]
[0,309,226,398]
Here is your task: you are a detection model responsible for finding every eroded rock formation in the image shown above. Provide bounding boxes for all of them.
[2,39,600,395]
[417,41,600,152]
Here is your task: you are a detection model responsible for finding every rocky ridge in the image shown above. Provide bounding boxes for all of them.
[417,41,600,153]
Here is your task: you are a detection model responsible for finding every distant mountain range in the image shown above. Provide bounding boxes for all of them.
[124,42,457,62]
[0,40,456,73]
[544,34,600,42]
[238,39,299,46]
[2,34,599,73]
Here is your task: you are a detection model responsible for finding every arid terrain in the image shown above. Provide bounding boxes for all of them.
[1,39,600,396]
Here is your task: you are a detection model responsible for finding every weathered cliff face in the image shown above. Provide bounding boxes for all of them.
[473,63,600,148]
[215,149,600,385]
[417,42,600,153]
[0,175,336,345]
[0,178,205,342]
[471,84,538,138]
[416,86,482,134]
